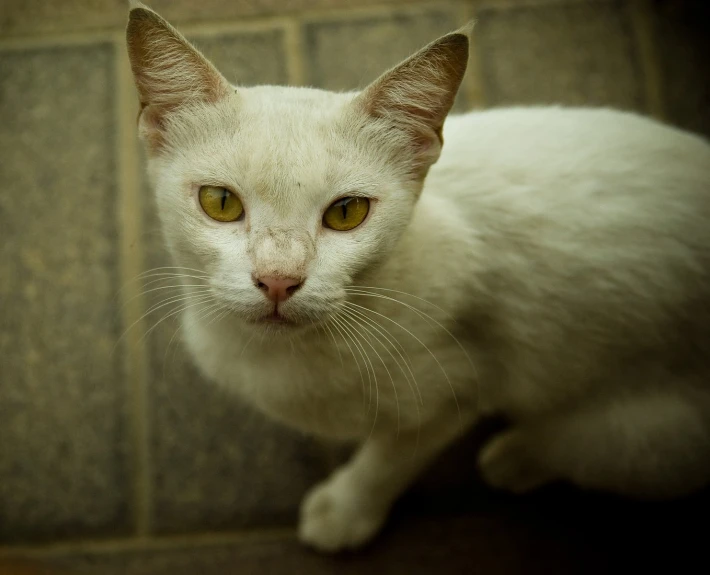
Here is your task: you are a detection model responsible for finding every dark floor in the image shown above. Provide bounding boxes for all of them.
[4,485,709,574]
[4,417,709,574]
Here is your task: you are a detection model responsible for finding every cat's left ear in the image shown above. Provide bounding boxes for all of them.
[126,2,232,152]
[355,26,470,176]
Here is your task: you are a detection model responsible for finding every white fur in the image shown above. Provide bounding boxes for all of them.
[129,8,710,553]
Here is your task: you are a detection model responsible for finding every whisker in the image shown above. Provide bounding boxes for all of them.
[139,294,216,345]
[163,319,185,382]
[342,303,423,406]
[331,312,376,415]
[113,289,211,356]
[122,283,211,310]
[339,310,396,439]
[142,289,213,318]
[345,290,436,330]
[323,321,344,369]
[135,265,210,278]
[340,307,404,438]
[344,300,463,433]
[336,312,380,436]
[134,274,210,291]
[345,290,478,379]
[329,313,368,407]
[162,299,226,383]
[346,285,453,320]
[240,332,257,357]
[340,304,424,457]
[113,268,210,302]
[136,271,210,282]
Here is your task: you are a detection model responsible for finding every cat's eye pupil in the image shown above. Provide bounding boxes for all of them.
[198,185,244,222]
[323,196,369,231]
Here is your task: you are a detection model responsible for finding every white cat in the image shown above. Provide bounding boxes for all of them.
[127,3,710,552]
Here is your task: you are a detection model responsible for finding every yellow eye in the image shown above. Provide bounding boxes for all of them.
[323,197,370,231]
[199,186,244,222]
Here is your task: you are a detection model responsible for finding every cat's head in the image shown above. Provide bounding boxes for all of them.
[126,3,468,332]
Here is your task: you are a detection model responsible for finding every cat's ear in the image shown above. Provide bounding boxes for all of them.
[355,27,470,176]
[126,2,232,152]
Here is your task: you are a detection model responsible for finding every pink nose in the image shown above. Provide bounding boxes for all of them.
[253,275,303,303]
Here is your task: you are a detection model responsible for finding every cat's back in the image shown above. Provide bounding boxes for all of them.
[428,106,710,245]
[419,106,710,365]
[432,106,710,204]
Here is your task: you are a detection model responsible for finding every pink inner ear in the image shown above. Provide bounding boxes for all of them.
[355,32,467,177]
[127,7,231,114]
[137,104,168,153]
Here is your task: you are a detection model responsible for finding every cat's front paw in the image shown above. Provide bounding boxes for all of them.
[478,430,553,494]
[298,472,388,553]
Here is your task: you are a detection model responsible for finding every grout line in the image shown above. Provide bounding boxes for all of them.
[460,1,487,109]
[474,0,614,10]
[0,527,296,557]
[114,33,153,539]
[283,17,307,87]
[291,0,464,26]
[0,29,116,51]
[167,1,467,39]
[0,0,619,49]
[180,16,293,38]
[626,0,665,120]
[0,1,475,48]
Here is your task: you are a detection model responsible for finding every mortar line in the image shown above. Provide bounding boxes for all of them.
[626,0,665,120]
[0,527,296,557]
[1,0,477,48]
[176,1,463,38]
[290,0,466,26]
[475,0,613,10]
[460,1,486,109]
[114,32,153,538]
[283,17,307,86]
[0,30,115,50]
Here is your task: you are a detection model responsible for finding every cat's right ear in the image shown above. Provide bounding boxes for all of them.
[126,2,232,153]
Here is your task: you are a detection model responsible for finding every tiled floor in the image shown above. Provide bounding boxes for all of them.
[3,486,709,573]
[1,0,709,572]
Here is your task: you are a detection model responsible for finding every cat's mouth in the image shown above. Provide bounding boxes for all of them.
[252,308,297,327]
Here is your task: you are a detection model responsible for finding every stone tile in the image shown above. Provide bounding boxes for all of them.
[147,341,332,533]
[476,1,645,111]
[143,248,332,534]
[190,29,288,87]
[136,30,331,534]
[304,8,471,111]
[150,0,436,28]
[0,0,444,38]
[9,516,602,575]
[652,1,710,138]
[0,0,127,38]
[0,45,128,541]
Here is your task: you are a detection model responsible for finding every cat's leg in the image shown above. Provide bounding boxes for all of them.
[478,389,710,499]
[299,411,474,552]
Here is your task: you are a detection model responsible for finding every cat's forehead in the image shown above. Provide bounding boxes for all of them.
[238,85,355,129]
[241,85,354,107]
[170,85,379,214]
[215,86,367,207]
